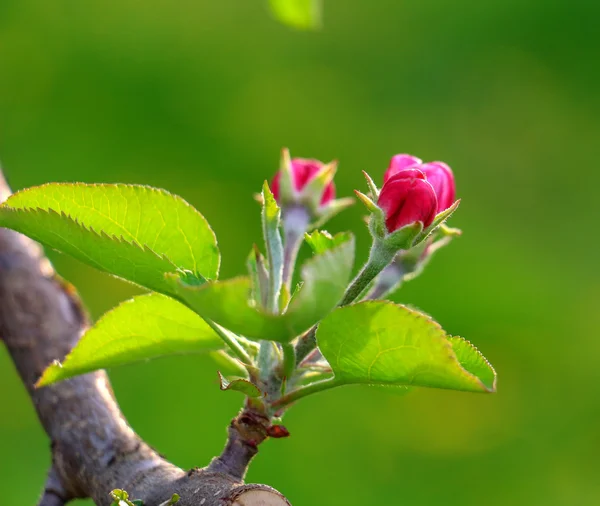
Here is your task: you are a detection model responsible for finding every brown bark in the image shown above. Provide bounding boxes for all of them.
[0,171,290,506]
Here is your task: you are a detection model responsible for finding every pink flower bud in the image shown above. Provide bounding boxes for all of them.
[384,154,423,183]
[385,154,456,214]
[420,162,456,213]
[271,158,335,206]
[377,169,438,232]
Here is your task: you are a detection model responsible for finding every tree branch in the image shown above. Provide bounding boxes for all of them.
[0,170,290,506]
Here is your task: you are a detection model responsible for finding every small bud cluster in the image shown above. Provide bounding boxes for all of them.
[266,149,460,308]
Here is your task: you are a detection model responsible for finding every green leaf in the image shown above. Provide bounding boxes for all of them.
[217,371,262,398]
[261,182,284,313]
[172,235,355,342]
[110,490,141,506]
[316,301,496,393]
[0,184,219,296]
[37,293,223,386]
[158,495,179,506]
[448,336,497,391]
[305,230,352,255]
[269,0,322,30]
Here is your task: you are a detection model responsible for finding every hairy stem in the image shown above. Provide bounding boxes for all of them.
[204,318,253,366]
[339,242,396,306]
[365,262,404,300]
[270,377,344,409]
[294,327,317,366]
[281,206,310,293]
[293,242,397,364]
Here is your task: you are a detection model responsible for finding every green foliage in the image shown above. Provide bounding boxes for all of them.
[37,294,223,386]
[110,490,177,506]
[218,371,262,397]
[110,489,142,506]
[268,0,322,30]
[448,336,496,391]
[2,168,494,415]
[160,494,180,506]
[0,184,219,296]
[316,301,495,393]
[305,230,352,254]
[171,235,355,342]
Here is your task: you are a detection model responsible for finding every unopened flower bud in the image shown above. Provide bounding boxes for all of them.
[420,162,455,213]
[384,154,423,183]
[271,158,335,207]
[377,169,438,232]
[384,154,456,214]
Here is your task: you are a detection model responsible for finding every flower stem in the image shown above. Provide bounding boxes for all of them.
[294,241,398,364]
[271,377,345,409]
[204,319,253,366]
[364,262,404,300]
[294,327,317,365]
[339,241,396,306]
[281,343,296,382]
[281,206,310,293]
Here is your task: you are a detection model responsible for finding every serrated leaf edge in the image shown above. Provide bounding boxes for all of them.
[1,182,220,278]
[324,300,495,393]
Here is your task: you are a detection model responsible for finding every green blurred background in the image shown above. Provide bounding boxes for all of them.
[1,1,598,504]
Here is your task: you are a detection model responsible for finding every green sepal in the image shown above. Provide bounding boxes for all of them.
[355,190,381,214]
[381,221,423,251]
[362,170,380,199]
[300,160,337,213]
[276,147,296,206]
[414,199,461,245]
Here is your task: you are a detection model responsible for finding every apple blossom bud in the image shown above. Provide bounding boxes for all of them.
[384,154,456,214]
[271,158,335,207]
[420,162,456,213]
[377,169,438,232]
[384,154,423,183]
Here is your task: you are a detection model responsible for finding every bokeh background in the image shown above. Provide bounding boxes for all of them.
[1,1,598,504]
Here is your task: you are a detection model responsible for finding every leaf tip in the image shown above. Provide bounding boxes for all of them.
[35,359,63,388]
